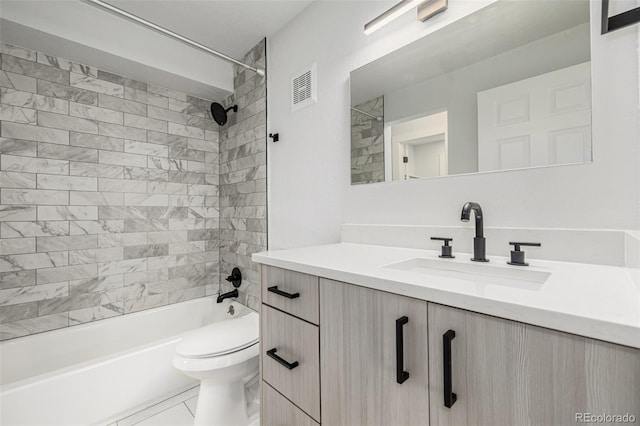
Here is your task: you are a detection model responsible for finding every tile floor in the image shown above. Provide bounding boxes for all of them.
[107,379,260,426]
[109,386,199,426]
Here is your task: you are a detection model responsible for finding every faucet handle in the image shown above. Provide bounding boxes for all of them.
[225,267,242,288]
[431,237,455,259]
[507,242,541,266]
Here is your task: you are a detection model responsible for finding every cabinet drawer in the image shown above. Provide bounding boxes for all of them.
[262,304,320,422]
[261,265,319,324]
[262,381,319,426]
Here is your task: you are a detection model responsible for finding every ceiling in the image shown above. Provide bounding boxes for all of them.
[106,0,314,59]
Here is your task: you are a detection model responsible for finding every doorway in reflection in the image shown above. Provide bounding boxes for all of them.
[389,111,448,180]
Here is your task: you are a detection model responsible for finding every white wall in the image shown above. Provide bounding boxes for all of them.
[267,0,640,250]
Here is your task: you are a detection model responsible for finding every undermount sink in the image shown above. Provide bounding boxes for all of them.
[383,258,551,286]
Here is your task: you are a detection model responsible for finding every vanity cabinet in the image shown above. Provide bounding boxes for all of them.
[260,266,321,424]
[319,278,429,426]
[262,379,319,426]
[259,265,640,426]
[261,265,319,324]
[262,305,320,420]
[428,302,640,426]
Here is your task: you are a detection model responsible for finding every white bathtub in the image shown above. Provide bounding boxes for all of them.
[0,297,251,426]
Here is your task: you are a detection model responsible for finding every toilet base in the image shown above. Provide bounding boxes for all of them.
[194,379,245,426]
[193,373,259,426]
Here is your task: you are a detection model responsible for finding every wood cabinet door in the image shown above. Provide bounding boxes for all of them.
[262,381,319,426]
[428,302,640,426]
[320,278,429,426]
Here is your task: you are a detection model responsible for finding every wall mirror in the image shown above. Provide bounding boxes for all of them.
[350,0,592,185]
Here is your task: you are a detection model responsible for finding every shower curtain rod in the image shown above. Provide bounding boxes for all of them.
[351,107,382,121]
[80,0,266,77]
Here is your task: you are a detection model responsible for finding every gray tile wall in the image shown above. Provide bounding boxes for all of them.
[218,39,267,311]
[351,96,384,184]
[0,42,222,340]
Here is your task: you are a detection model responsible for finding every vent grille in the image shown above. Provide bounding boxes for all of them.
[291,64,316,111]
[293,71,312,105]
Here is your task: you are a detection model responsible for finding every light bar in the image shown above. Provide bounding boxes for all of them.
[364,0,426,35]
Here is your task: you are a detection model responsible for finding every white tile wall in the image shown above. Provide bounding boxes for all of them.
[0,42,222,340]
[218,39,266,312]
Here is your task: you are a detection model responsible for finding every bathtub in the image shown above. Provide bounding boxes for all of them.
[0,297,251,426]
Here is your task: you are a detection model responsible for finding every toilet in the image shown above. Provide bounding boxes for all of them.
[173,308,259,426]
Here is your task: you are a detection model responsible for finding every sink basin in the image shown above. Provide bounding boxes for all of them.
[383,258,550,287]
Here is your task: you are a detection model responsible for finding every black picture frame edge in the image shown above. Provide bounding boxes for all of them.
[602,0,640,34]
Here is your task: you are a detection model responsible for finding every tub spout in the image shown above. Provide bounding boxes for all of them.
[217,289,238,303]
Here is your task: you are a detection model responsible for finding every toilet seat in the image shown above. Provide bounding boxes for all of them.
[173,340,259,373]
[176,312,259,358]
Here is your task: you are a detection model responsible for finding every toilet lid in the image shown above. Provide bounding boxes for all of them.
[176,312,259,358]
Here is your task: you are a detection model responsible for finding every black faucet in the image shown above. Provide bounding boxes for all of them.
[217,288,239,303]
[460,201,488,262]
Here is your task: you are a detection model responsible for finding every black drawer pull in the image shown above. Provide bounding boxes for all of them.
[266,348,299,370]
[443,329,457,408]
[268,286,300,299]
[396,316,410,384]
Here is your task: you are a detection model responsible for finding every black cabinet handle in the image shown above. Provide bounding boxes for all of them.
[443,329,457,408]
[266,348,299,370]
[396,316,410,384]
[267,286,300,299]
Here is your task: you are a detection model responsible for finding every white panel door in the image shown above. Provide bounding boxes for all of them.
[478,62,591,171]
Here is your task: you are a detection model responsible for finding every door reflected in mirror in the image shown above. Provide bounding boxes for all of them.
[350,0,592,185]
[391,111,448,180]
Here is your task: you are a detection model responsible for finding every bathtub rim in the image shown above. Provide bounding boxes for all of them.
[0,297,255,392]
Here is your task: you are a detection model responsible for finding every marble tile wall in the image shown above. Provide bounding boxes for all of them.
[218,39,267,311]
[0,42,221,340]
[351,96,384,184]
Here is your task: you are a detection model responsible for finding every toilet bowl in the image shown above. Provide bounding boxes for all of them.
[173,308,259,426]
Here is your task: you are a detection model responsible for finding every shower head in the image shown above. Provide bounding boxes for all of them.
[210,102,238,126]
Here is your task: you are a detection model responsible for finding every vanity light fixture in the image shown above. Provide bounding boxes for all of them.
[418,0,448,22]
[364,0,427,35]
[364,0,447,34]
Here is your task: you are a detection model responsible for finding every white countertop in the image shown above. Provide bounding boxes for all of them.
[253,243,640,349]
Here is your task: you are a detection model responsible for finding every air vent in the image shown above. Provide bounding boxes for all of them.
[291,63,317,111]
